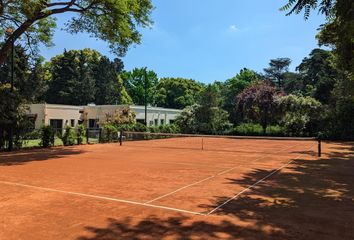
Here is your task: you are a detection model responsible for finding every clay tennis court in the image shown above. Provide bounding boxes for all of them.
[0,137,353,239]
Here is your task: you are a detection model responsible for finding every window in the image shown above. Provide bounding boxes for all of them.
[160,119,165,125]
[154,119,158,126]
[149,120,154,126]
[89,119,99,129]
[70,119,75,127]
[169,120,175,124]
[50,119,63,134]
[137,119,145,124]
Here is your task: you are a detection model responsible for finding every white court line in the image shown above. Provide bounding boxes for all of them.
[146,143,303,204]
[206,144,315,215]
[0,180,205,216]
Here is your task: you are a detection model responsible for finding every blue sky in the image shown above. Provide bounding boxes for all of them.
[40,0,325,83]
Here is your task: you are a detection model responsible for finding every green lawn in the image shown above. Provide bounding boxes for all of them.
[21,138,63,148]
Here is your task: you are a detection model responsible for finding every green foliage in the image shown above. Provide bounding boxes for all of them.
[46,49,131,105]
[155,78,204,109]
[77,124,86,145]
[0,0,153,64]
[149,124,180,134]
[231,123,285,136]
[118,122,147,132]
[175,105,198,134]
[0,45,47,102]
[100,107,136,126]
[236,81,278,134]
[40,125,55,148]
[176,85,231,135]
[122,68,158,106]
[264,58,292,89]
[277,94,322,136]
[0,84,30,150]
[223,68,261,113]
[296,49,338,103]
[101,124,118,143]
[62,126,76,146]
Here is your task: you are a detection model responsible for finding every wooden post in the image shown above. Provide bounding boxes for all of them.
[318,139,321,157]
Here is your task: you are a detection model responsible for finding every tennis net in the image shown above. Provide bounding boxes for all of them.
[121,131,320,155]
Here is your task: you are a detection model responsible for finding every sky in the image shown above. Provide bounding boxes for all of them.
[40,0,326,83]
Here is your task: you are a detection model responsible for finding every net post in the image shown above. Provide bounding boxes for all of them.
[99,128,102,143]
[86,128,89,144]
[119,130,123,146]
[318,138,321,157]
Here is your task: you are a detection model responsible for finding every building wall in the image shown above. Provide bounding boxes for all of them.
[28,104,83,130]
[28,104,182,130]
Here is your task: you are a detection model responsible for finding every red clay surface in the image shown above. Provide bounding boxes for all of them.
[0,138,353,239]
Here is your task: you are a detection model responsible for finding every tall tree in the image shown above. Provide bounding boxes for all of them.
[264,58,291,89]
[156,77,204,109]
[223,68,260,112]
[0,45,47,102]
[122,68,158,106]
[46,49,130,105]
[194,85,230,134]
[236,81,278,134]
[281,0,354,139]
[0,0,153,64]
[93,56,131,105]
[296,48,338,103]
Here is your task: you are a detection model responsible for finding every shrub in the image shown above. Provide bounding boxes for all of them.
[40,125,55,147]
[232,123,263,136]
[149,124,180,134]
[231,123,286,136]
[62,126,76,146]
[77,124,86,144]
[101,124,118,143]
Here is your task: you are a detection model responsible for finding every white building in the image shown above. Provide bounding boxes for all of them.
[27,104,182,132]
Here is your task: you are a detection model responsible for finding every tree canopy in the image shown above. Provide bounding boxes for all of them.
[156,77,204,109]
[45,48,131,105]
[0,0,153,64]
[122,68,158,106]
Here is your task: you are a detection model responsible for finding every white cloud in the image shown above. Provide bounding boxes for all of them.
[229,25,239,32]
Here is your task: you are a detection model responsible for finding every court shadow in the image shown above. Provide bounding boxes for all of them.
[77,215,265,240]
[0,147,86,166]
[200,142,354,239]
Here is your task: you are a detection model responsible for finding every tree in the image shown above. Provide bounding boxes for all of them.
[155,77,204,109]
[45,48,131,105]
[0,44,47,102]
[175,85,230,134]
[276,94,322,136]
[281,0,354,139]
[122,68,158,106]
[236,81,278,134]
[296,48,338,103]
[0,0,153,64]
[264,58,291,89]
[223,68,260,112]
[93,56,132,105]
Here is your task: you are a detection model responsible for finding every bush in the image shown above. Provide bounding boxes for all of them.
[62,126,76,146]
[232,123,263,136]
[149,124,180,134]
[231,123,286,136]
[77,124,86,144]
[24,130,41,140]
[40,125,55,147]
[116,122,147,132]
[101,124,118,143]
